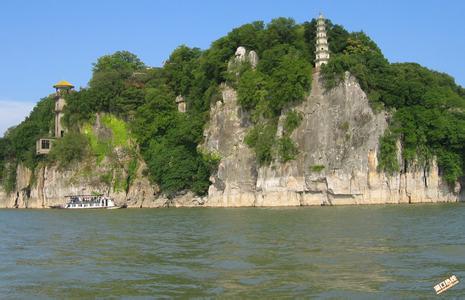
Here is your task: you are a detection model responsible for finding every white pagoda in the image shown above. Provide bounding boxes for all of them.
[315,13,330,68]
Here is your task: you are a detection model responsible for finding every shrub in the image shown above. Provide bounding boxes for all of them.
[284,110,303,134]
[377,132,400,175]
[278,137,299,162]
[237,69,268,110]
[48,132,89,169]
[245,123,277,166]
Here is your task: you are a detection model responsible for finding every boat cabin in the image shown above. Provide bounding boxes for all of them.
[65,195,116,209]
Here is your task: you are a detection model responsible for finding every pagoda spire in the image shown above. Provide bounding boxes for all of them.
[315,13,330,68]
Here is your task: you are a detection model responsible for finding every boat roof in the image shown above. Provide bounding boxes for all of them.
[65,194,104,197]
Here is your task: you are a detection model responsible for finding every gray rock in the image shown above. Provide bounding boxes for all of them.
[248,50,259,68]
[200,71,463,206]
[175,95,186,113]
[230,47,259,70]
[235,46,247,62]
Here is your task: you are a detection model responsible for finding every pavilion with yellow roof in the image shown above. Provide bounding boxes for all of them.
[36,80,75,155]
[53,80,74,90]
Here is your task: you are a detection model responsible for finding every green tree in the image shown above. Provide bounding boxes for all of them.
[164,45,202,96]
[92,50,145,74]
[263,18,298,49]
[237,69,268,110]
[267,49,312,113]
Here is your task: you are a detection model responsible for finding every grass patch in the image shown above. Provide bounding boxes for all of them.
[101,115,129,147]
[310,165,325,172]
[83,123,110,163]
[83,115,132,164]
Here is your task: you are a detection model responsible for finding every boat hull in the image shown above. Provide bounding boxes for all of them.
[50,206,123,210]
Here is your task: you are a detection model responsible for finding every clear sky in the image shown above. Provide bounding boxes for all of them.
[1,0,464,135]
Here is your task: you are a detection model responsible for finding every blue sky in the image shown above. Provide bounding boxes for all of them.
[0,0,464,135]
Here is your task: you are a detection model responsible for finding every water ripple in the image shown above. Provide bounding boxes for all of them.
[1,204,465,298]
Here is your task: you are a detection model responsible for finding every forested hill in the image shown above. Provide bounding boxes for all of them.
[1,17,465,198]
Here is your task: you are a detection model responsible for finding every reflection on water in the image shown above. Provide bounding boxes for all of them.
[1,204,464,298]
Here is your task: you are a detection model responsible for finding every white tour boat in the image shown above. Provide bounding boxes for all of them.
[51,195,123,209]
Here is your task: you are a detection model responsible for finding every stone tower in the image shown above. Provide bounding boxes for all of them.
[36,80,74,155]
[53,80,74,138]
[315,13,330,68]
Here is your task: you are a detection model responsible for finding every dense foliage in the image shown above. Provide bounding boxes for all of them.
[0,96,55,192]
[48,132,89,170]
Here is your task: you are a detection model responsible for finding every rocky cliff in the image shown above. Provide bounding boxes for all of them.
[1,71,463,208]
[0,115,162,209]
[198,70,463,206]
[0,160,158,209]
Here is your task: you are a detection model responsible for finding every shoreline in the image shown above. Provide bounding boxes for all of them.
[1,200,462,210]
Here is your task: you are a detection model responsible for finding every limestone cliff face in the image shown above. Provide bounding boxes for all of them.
[0,158,171,209]
[201,84,258,206]
[0,156,164,209]
[199,71,463,206]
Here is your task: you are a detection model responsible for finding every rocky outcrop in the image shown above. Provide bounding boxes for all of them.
[230,46,259,69]
[198,71,463,206]
[175,95,186,113]
[201,84,258,207]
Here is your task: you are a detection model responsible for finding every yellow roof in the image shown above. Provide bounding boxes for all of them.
[53,80,74,89]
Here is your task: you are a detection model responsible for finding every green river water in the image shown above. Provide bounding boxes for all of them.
[1,204,464,299]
